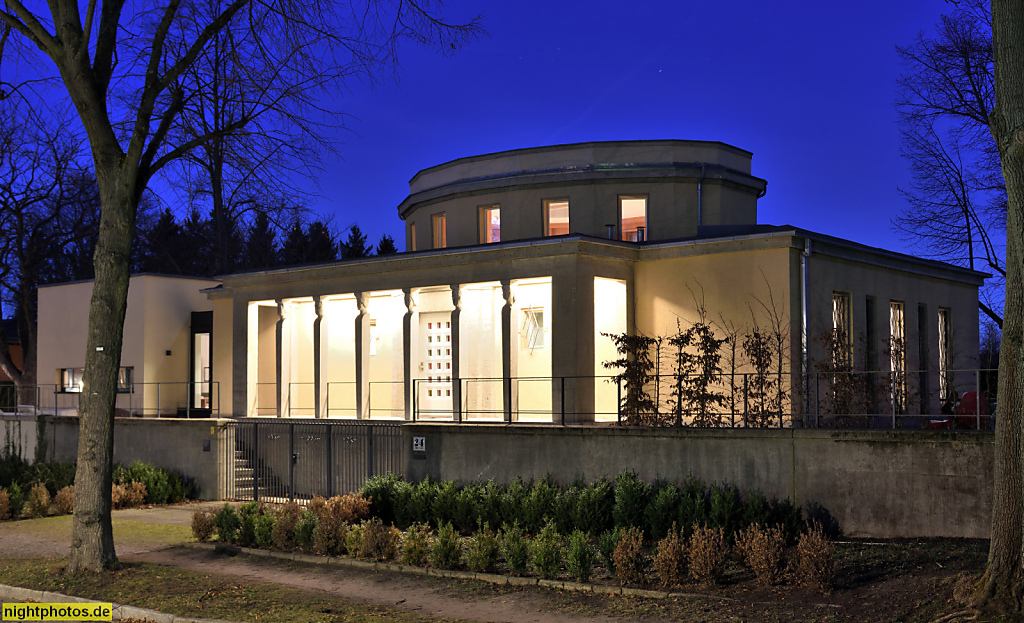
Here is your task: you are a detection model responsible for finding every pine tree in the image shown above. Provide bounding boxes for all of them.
[244,210,279,270]
[376,234,398,255]
[340,224,371,258]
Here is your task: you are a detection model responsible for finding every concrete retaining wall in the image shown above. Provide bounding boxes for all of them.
[404,424,993,539]
[1,415,229,500]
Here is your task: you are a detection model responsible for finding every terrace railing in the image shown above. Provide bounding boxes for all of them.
[1,382,221,418]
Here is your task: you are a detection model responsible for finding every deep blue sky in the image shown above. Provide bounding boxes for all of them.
[317,0,953,255]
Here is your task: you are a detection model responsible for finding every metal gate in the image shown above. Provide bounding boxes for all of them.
[224,420,403,502]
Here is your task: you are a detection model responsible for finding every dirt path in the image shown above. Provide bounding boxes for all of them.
[127,547,630,623]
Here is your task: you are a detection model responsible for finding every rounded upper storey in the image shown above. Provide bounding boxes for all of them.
[398,140,768,251]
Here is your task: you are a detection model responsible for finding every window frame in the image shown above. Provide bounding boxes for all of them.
[831,291,853,369]
[889,300,907,413]
[618,195,648,242]
[478,205,501,244]
[543,199,570,237]
[431,212,447,249]
[938,307,953,400]
[59,366,134,393]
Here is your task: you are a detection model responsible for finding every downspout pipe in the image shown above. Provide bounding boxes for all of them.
[697,165,706,228]
[800,238,812,421]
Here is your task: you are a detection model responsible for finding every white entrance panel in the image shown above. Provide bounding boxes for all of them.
[419,312,452,416]
[193,332,210,408]
[594,277,627,421]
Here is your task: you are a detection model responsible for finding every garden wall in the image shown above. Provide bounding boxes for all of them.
[1,414,228,501]
[403,424,993,539]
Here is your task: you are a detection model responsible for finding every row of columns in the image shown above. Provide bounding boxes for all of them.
[271,280,521,420]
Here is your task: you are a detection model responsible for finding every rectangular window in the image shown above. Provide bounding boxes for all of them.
[619,196,647,241]
[831,291,852,369]
[544,200,570,236]
[890,301,907,413]
[118,367,134,393]
[409,222,417,252]
[60,368,83,393]
[479,206,500,243]
[61,367,133,393]
[520,308,545,349]
[431,213,446,249]
[938,308,953,400]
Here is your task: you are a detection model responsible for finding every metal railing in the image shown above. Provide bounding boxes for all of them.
[223,419,403,502]
[0,382,221,418]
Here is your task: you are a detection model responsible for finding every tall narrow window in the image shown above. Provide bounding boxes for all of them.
[431,213,446,249]
[619,196,648,241]
[831,291,852,369]
[479,206,500,243]
[409,222,417,252]
[544,200,570,236]
[890,300,907,413]
[917,304,929,409]
[938,308,953,400]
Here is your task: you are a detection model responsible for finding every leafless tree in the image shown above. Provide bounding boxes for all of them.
[0,0,481,572]
[0,104,99,405]
[895,0,1006,325]
[979,0,1024,615]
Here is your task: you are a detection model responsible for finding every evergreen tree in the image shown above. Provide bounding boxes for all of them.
[340,224,371,258]
[244,209,279,270]
[279,220,309,266]
[376,234,398,255]
[138,209,186,274]
[307,221,338,263]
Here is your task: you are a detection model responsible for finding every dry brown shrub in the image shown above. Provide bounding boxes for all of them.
[54,486,74,515]
[26,483,51,518]
[192,510,215,542]
[796,523,836,592]
[361,517,400,561]
[652,527,687,588]
[688,525,728,585]
[612,526,647,586]
[312,512,348,556]
[0,488,11,520]
[123,481,147,508]
[272,501,303,549]
[736,524,786,585]
[307,496,328,521]
[111,483,126,509]
[331,493,371,524]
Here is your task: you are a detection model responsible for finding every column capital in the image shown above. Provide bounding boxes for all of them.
[403,288,417,313]
[451,284,462,310]
[501,280,514,306]
[313,295,324,319]
[276,299,288,321]
[355,291,370,314]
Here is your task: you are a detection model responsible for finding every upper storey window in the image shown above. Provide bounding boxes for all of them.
[619,196,647,241]
[432,213,447,249]
[544,200,570,236]
[480,206,500,243]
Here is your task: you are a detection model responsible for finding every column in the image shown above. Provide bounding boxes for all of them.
[451,284,462,423]
[501,280,516,422]
[403,288,418,420]
[313,296,324,418]
[275,299,289,418]
[355,292,371,419]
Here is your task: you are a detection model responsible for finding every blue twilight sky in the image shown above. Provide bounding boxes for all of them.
[312,0,955,255]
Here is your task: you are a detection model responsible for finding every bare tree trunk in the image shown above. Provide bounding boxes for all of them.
[68,177,135,572]
[981,0,1024,613]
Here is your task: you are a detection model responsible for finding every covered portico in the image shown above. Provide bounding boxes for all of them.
[216,238,633,424]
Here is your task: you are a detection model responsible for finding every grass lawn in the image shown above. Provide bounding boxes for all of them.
[0,557,465,623]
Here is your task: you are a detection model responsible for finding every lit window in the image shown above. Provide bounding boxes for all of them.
[480,206,500,243]
[409,222,417,252]
[544,200,569,236]
[890,301,906,413]
[431,213,446,249]
[831,291,852,369]
[60,368,84,392]
[520,308,545,349]
[118,367,134,393]
[60,367,134,393]
[619,196,647,241]
[938,308,952,400]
